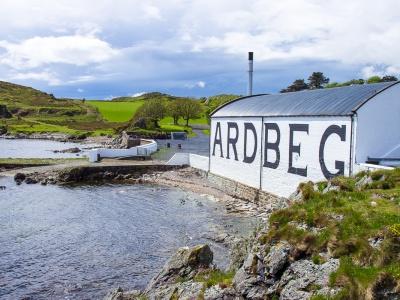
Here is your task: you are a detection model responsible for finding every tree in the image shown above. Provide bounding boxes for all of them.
[367,76,382,84]
[134,98,166,128]
[308,72,329,89]
[381,75,398,82]
[180,99,202,126]
[167,99,184,125]
[280,79,309,93]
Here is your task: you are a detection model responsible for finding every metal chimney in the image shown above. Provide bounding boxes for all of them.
[248,52,253,96]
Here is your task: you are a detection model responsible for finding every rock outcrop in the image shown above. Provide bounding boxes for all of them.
[144,244,213,299]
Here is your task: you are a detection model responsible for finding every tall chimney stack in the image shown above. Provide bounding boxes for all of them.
[248,51,253,96]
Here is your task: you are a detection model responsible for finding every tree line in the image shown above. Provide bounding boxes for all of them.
[132,97,202,129]
[281,72,398,93]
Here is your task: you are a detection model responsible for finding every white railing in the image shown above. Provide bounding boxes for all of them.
[88,139,158,162]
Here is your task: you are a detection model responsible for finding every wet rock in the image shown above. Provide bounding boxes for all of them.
[54,147,81,153]
[14,172,26,184]
[145,244,213,295]
[278,258,340,300]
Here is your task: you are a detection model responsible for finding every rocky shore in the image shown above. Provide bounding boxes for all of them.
[6,164,399,299]
[8,166,342,299]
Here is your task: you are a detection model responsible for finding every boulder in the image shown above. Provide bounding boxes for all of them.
[278,258,340,300]
[356,175,373,190]
[145,244,213,294]
[264,241,292,279]
[233,252,268,299]
[14,172,26,184]
[322,182,341,193]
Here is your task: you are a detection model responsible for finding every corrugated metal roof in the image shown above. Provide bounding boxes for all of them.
[211,81,399,117]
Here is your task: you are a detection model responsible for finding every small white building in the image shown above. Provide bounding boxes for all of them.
[209,82,400,197]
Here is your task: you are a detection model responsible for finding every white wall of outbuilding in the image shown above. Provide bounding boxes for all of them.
[210,116,352,197]
[355,83,400,163]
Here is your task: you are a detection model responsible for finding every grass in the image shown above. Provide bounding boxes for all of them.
[262,168,400,299]
[88,100,144,122]
[193,269,235,289]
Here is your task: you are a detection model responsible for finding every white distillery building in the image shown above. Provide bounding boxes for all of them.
[209,81,400,197]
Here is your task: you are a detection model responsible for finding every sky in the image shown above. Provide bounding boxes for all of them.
[0,0,399,99]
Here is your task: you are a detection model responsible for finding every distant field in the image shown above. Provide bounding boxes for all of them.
[88,100,144,122]
[89,100,209,127]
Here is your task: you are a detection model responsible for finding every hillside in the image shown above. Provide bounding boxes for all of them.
[0,81,240,137]
[0,81,113,136]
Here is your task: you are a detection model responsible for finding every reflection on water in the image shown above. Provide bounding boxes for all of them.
[0,177,253,299]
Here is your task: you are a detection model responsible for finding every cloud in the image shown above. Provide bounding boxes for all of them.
[131,92,147,97]
[197,81,206,88]
[10,71,61,86]
[77,88,84,93]
[185,81,206,89]
[0,33,118,69]
[142,4,162,20]
[361,65,400,79]
[1,0,400,97]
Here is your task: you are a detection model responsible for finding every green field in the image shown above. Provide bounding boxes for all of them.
[88,100,144,122]
[0,81,234,136]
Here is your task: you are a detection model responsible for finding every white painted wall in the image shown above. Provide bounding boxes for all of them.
[355,83,400,163]
[189,154,209,171]
[210,117,263,188]
[260,116,351,197]
[88,139,158,162]
[210,116,352,197]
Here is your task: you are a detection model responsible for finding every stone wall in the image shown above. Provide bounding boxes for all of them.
[207,172,285,206]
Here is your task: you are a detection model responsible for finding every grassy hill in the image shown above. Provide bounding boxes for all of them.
[0,81,240,137]
[0,81,114,136]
